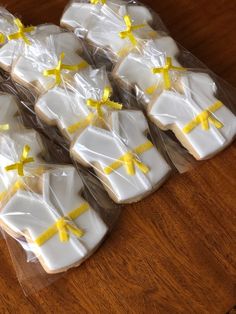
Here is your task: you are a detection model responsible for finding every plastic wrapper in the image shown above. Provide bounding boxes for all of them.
[0,9,175,205]
[20,64,174,204]
[0,87,120,295]
[61,0,236,163]
[0,7,64,73]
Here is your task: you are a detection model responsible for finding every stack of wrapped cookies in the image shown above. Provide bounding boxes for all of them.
[0,0,235,293]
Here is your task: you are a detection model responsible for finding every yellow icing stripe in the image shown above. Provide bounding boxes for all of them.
[43,52,89,86]
[119,15,146,46]
[0,124,9,131]
[90,0,106,4]
[86,86,122,118]
[183,101,224,134]
[67,113,95,134]
[35,203,89,246]
[0,180,24,202]
[104,140,153,176]
[5,145,34,176]
[7,18,35,45]
[151,57,186,90]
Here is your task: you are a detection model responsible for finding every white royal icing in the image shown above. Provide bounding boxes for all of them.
[0,93,20,129]
[11,31,88,94]
[0,166,108,273]
[86,5,155,58]
[0,129,45,199]
[149,72,236,159]
[61,0,152,32]
[35,67,116,141]
[113,38,180,104]
[71,110,171,203]
[0,8,61,71]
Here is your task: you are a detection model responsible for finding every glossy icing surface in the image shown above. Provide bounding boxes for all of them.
[0,166,108,272]
[71,110,171,203]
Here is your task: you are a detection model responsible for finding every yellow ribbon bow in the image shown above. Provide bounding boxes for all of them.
[43,52,88,86]
[86,87,123,118]
[183,101,224,134]
[7,18,35,45]
[151,57,186,90]
[0,124,9,131]
[90,0,106,4]
[0,33,5,44]
[35,203,89,246]
[104,141,153,176]
[5,145,35,176]
[119,15,146,46]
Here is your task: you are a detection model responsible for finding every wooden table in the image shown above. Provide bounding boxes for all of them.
[1,0,236,313]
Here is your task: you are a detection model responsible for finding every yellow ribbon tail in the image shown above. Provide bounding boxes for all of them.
[146,84,158,95]
[0,33,5,44]
[163,69,171,90]
[106,100,123,110]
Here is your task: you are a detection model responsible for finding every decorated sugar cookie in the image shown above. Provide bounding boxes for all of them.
[11,31,89,94]
[0,166,108,273]
[71,110,171,203]
[149,71,236,160]
[0,8,61,72]
[0,129,45,201]
[61,2,155,61]
[61,0,153,34]
[113,38,181,104]
[35,67,122,141]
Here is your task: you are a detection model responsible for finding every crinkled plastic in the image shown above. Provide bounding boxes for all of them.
[0,11,174,204]
[0,84,119,295]
[60,0,236,163]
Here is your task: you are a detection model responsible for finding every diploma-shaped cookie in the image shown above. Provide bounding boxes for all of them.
[62,2,155,60]
[113,38,180,104]
[0,129,45,201]
[35,67,122,141]
[71,110,171,203]
[149,72,236,160]
[0,8,61,72]
[11,31,89,94]
[0,92,20,131]
[0,166,108,273]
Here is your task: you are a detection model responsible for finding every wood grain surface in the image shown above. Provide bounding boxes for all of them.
[0,0,236,313]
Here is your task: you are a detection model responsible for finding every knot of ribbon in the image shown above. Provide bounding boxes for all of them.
[122,152,149,176]
[86,87,123,118]
[104,141,153,176]
[183,101,224,134]
[7,18,35,45]
[56,218,84,242]
[151,57,186,90]
[119,15,146,46]
[34,203,89,246]
[5,145,35,176]
[90,0,106,4]
[0,124,9,131]
[43,52,88,86]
